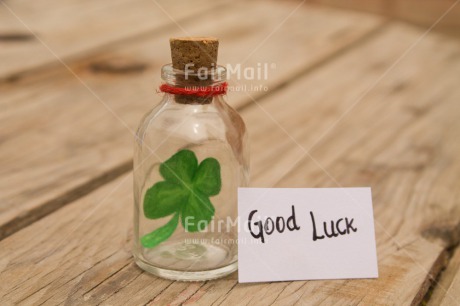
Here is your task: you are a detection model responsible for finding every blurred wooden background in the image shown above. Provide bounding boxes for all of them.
[1,0,460,305]
[309,0,460,33]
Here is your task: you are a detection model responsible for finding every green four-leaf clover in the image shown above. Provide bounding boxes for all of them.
[141,149,221,248]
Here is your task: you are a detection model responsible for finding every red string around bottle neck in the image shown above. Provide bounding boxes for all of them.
[159,82,227,97]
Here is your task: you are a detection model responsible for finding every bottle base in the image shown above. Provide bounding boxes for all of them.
[134,255,238,281]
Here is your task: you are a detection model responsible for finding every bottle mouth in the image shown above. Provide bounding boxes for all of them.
[161,64,227,86]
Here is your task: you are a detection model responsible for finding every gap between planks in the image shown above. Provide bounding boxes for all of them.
[424,242,460,305]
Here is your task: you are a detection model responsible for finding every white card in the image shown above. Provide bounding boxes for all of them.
[237,188,378,283]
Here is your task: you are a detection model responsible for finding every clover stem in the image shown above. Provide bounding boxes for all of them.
[141,212,180,248]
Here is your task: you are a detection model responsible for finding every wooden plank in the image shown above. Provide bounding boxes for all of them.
[0,2,383,239]
[0,0,229,79]
[392,0,460,31]
[306,0,460,35]
[428,247,460,306]
[1,22,460,305]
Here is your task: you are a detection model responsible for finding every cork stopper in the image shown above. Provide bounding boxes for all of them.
[170,37,218,71]
[169,37,219,104]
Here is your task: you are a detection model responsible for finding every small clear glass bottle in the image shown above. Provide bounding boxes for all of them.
[133,39,249,281]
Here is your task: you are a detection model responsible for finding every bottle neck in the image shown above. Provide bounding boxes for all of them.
[161,64,227,105]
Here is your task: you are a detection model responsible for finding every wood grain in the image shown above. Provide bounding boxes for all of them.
[307,0,460,35]
[0,2,383,239]
[429,247,460,306]
[0,0,229,79]
[1,21,460,305]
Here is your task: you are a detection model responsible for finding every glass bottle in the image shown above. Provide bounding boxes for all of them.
[133,40,249,281]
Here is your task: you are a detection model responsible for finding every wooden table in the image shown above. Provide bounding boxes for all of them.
[1,0,460,305]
